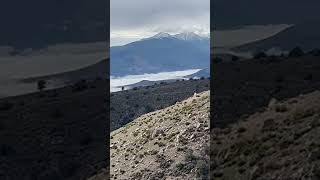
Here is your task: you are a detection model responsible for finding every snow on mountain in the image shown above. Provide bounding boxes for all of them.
[143,32,208,41]
[173,32,206,41]
[151,32,172,39]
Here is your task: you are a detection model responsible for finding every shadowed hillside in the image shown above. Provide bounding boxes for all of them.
[211,90,320,179]
[212,54,320,127]
[0,79,108,180]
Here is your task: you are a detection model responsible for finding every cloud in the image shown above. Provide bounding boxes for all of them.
[110,0,210,46]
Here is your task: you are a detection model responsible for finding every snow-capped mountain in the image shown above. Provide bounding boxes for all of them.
[173,32,206,41]
[143,32,208,41]
[148,32,173,39]
[111,32,210,76]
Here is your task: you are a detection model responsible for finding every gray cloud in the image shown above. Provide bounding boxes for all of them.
[111,0,210,46]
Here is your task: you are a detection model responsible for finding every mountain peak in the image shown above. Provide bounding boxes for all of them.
[173,32,204,41]
[141,32,173,41]
[142,32,208,41]
[152,32,172,39]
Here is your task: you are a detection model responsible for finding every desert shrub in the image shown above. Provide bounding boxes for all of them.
[311,115,320,127]
[212,171,223,178]
[308,48,320,56]
[95,76,102,81]
[79,133,93,146]
[19,101,25,106]
[274,104,288,112]
[0,145,15,156]
[253,51,267,59]
[268,56,282,63]
[59,160,80,178]
[52,108,63,119]
[37,80,46,92]
[132,131,139,137]
[274,75,284,83]
[176,163,185,171]
[185,151,197,162]
[291,108,315,120]
[231,55,239,62]
[37,167,63,180]
[237,127,247,133]
[195,160,209,178]
[72,80,88,92]
[289,46,304,57]
[0,101,14,111]
[304,73,313,81]
[51,90,59,97]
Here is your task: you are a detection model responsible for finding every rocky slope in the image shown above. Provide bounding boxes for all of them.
[109,91,210,179]
[211,90,320,180]
[110,78,210,131]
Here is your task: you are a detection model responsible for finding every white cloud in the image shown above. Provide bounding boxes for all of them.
[110,0,210,46]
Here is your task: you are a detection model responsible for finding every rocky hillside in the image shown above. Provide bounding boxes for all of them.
[110,78,210,131]
[109,91,210,179]
[211,90,320,180]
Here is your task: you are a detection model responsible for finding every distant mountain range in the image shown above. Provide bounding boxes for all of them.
[234,21,320,52]
[110,32,210,76]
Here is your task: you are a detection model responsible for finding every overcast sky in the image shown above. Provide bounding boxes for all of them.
[110,0,210,46]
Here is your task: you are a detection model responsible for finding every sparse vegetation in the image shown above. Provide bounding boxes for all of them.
[253,51,267,59]
[72,80,88,92]
[289,46,304,57]
[110,91,210,179]
[52,108,63,119]
[210,91,320,180]
[37,80,46,92]
[0,101,14,111]
[232,55,239,62]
